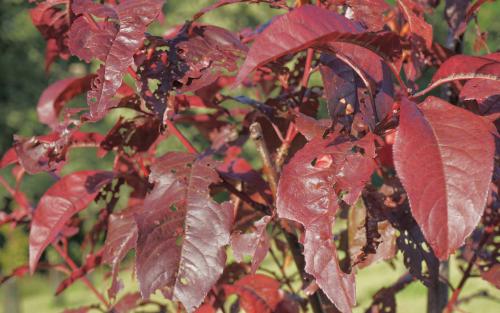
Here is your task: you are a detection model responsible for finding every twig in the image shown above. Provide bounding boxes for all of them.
[52,243,109,308]
[249,122,279,199]
[165,119,198,154]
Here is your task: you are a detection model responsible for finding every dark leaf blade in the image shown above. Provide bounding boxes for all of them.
[29,171,114,273]
[393,97,495,260]
[398,0,433,48]
[136,152,233,313]
[37,75,94,128]
[234,4,401,85]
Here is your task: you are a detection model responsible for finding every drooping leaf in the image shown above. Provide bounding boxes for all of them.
[276,133,377,312]
[135,152,233,312]
[29,0,72,71]
[37,75,94,128]
[294,112,330,141]
[29,171,114,273]
[103,207,139,298]
[223,274,282,313]
[393,97,495,259]
[231,215,271,273]
[304,218,356,313]
[415,53,500,96]
[68,0,164,119]
[235,4,401,85]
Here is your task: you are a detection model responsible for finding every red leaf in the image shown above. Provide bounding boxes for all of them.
[415,53,500,97]
[398,0,433,48]
[68,0,164,119]
[231,215,271,273]
[0,148,17,169]
[135,152,233,312]
[294,112,330,141]
[460,79,500,104]
[223,274,282,313]
[112,292,142,313]
[345,0,391,32]
[103,207,139,298]
[234,5,401,85]
[37,75,94,128]
[393,97,495,259]
[276,133,377,312]
[481,264,500,289]
[29,171,114,273]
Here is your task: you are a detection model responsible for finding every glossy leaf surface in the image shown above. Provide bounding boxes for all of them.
[393,97,495,259]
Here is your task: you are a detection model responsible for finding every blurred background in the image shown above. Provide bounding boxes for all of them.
[0,0,499,312]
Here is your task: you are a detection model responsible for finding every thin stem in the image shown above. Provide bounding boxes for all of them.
[249,122,279,199]
[165,119,198,154]
[269,246,296,293]
[52,244,109,308]
[301,48,314,88]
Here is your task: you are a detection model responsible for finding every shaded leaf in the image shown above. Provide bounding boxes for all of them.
[29,171,114,273]
[393,97,495,259]
[223,274,282,313]
[135,152,233,312]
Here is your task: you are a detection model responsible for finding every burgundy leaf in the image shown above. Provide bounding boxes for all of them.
[37,75,94,128]
[415,53,500,97]
[223,274,282,313]
[135,152,233,312]
[276,133,377,311]
[481,264,500,289]
[231,215,271,273]
[103,208,139,298]
[398,0,433,48]
[29,171,114,273]
[444,0,470,37]
[235,4,401,85]
[68,0,164,119]
[393,97,495,259]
